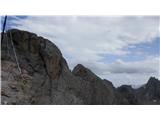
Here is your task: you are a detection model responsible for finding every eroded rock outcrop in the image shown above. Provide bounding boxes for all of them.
[1,29,116,104]
[1,29,71,104]
[136,77,160,104]
[1,29,160,105]
[117,85,139,104]
[72,64,116,104]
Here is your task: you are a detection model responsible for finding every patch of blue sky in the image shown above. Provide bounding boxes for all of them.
[1,15,27,30]
[99,37,159,63]
[128,37,160,56]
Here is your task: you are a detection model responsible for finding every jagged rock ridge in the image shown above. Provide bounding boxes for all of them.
[1,29,160,105]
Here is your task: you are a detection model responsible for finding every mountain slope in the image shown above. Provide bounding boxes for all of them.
[1,29,160,105]
[136,77,160,104]
[1,29,115,104]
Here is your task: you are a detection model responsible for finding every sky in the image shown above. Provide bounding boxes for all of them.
[2,16,160,87]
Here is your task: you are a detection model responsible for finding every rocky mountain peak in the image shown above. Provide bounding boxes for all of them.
[146,77,160,87]
[117,85,133,93]
[3,29,69,80]
[1,29,160,105]
[72,64,102,81]
[72,64,89,77]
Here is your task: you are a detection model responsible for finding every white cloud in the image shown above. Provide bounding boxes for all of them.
[9,16,159,58]
[9,16,160,87]
[84,56,160,87]
[108,57,159,74]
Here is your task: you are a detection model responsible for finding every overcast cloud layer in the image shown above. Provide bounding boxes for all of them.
[7,16,160,87]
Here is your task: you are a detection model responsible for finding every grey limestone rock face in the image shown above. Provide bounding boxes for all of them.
[136,77,160,104]
[1,29,73,104]
[1,29,115,105]
[1,29,160,105]
[72,64,116,104]
[117,85,139,105]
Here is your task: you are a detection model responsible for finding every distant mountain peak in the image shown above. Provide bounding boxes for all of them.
[147,77,159,85]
